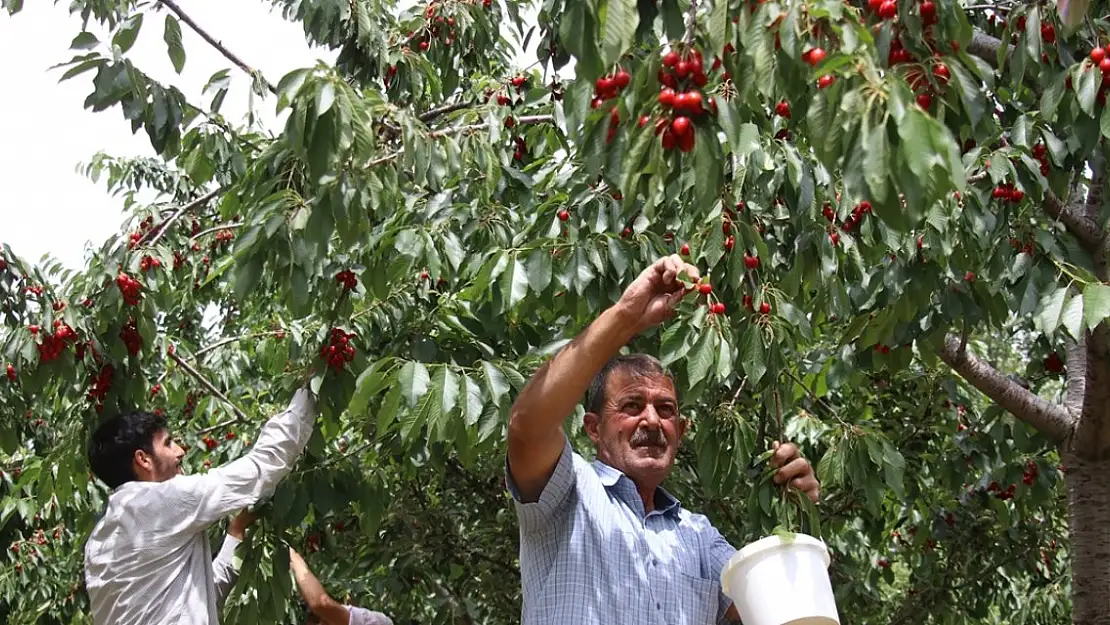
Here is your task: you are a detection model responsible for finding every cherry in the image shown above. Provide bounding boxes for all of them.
[1100,58,1110,74]
[868,0,883,11]
[678,130,696,153]
[613,70,632,89]
[818,75,835,89]
[28,325,39,335]
[511,75,527,88]
[638,115,651,128]
[932,63,950,83]
[724,235,735,251]
[419,40,430,51]
[878,558,890,569]
[964,271,975,282]
[1044,352,1064,373]
[1091,47,1106,64]
[662,51,680,67]
[504,116,516,128]
[595,76,615,94]
[743,253,760,269]
[661,128,678,150]
[759,302,771,315]
[677,90,703,113]
[659,88,677,108]
[680,243,690,256]
[558,210,570,221]
[0,258,7,272]
[675,60,690,78]
[805,47,826,66]
[878,0,897,19]
[919,0,936,24]
[774,100,791,118]
[699,283,713,295]
[711,302,726,314]
[5,364,15,381]
[916,93,932,108]
[671,116,692,137]
[829,231,840,245]
[1041,24,1056,44]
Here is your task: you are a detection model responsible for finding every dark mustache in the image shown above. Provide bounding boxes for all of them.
[630,428,667,448]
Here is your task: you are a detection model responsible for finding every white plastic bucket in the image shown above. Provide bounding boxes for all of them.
[719,533,840,625]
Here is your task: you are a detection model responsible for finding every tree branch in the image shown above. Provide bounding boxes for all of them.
[143,188,221,247]
[167,350,248,422]
[1065,334,1087,413]
[418,100,473,123]
[196,415,244,435]
[1043,190,1103,253]
[939,335,1075,443]
[683,0,699,46]
[158,0,276,94]
[368,114,555,168]
[966,29,1011,70]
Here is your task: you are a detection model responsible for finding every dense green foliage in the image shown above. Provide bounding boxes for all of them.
[4,0,1109,622]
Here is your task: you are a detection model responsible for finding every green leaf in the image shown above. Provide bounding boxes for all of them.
[163,15,185,74]
[860,113,889,203]
[1077,65,1099,118]
[1101,101,1110,140]
[1041,71,1067,122]
[707,0,728,61]
[233,257,263,303]
[348,359,394,418]
[482,362,510,406]
[70,32,100,50]
[949,59,985,127]
[687,329,717,387]
[316,82,336,117]
[460,374,484,427]
[1035,287,1068,335]
[501,255,529,309]
[741,324,767,384]
[1024,6,1041,62]
[600,0,637,68]
[398,361,431,407]
[1062,292,1085,339]
[113,13,143,54]
[1083,283,1110,330]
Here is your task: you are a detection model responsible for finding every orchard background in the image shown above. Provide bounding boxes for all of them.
[3,0,1110,622]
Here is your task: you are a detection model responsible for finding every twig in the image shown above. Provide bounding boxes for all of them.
[194,331,280,360]
[144,188,221,247]
[197,415,243,435]
[683,0,699,46]
[418,100,473,123]
[158,0,276,94]
[368,114,555,168]
[167,350,248,421]
[190,223,244,243]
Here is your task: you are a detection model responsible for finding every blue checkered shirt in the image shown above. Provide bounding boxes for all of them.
[507,436,737,625]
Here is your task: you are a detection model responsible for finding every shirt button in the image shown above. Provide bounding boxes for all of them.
[657,603,662,610]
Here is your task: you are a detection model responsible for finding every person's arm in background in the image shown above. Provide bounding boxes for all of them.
[289,547,352,625]
[162,388,317,533]
[212,509,256,608]
[507,255,700,502]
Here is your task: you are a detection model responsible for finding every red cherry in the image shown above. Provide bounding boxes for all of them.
[916,93,932,108]
[818,75,835,89]
[775,100,791,118]
[699,283,713,295]
[595,76,615,94]
[5,364,15,381]
[674,60,690,78]
[878,0,897,19]
[419,40,430,51]
[613,70,631,89]
[805,47,826,66]
[28,325,39,335]
[662,51,680,67]
[680,243,690,256]
[920,1,936,24]
[711,302,726,314]
[661,128,677,150]
[671,116,692,137]
[1093,48,1107,64]
[1100,58,1110,74]
[933,63,950,83]
[744,253,760,269]
[1042,24,1056,44]
[683,90,703,113]
[678,130,696,152]
[759,302,771,315]
[964,271,975,282]
[638,115,651,128]
[557,210,570,222]
[659,88,677,108]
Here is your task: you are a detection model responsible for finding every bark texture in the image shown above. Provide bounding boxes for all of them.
[1064,453,1110,625]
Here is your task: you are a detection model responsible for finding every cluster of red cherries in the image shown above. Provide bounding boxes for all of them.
[320,328,357,374]
[991,181,1025,204]
[120,318,143,356]
[116,273,143,306]
[335,270,358,293]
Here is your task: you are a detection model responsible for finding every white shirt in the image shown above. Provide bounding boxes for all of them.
[84,388,316,625]
[347,605,395,625]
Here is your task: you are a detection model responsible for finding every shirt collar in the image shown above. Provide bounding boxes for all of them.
[590,459,682,515]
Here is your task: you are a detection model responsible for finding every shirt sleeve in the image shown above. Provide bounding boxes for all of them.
[162,388,317,534]
[702,518,739,625]
[211,534,242,607]
[504,434,576,535]
[346,605,394,625]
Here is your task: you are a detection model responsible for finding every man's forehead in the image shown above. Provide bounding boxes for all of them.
[606,369,676,399]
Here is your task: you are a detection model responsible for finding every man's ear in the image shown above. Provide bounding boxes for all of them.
[676,415,687,441]
[132,448,153,478]
[583,411,602,445]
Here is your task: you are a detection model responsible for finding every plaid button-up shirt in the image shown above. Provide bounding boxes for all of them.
[508,436,737,625]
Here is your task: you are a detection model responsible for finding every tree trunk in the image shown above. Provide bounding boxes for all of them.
[1064,452,1110,625]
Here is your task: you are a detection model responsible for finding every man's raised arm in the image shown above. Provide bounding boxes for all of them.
[507,255,699,502]
[168,387,317,532]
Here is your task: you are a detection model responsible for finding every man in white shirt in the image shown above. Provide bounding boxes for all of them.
[289,547,395,625]
[84,387,316,625]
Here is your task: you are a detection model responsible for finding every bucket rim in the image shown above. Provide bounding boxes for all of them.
[719,532,831,589]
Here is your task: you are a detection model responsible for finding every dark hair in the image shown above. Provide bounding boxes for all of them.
[88,410,168,489]
[585,353,677,415]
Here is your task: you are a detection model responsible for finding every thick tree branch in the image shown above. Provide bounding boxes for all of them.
[967,29,1011,70]
[939,335,1074,443]
[167,350,248,422]
[1043,191,1103,253]
[196,415,244,436]
[1066,334,1088,413]
[418,100,473,123]
[1073,324,1110,458]
[158,0,276,94]
[142,188,221,247]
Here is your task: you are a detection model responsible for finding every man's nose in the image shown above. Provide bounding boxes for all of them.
[641,404,661,427]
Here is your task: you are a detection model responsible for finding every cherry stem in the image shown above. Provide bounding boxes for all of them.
[683,0,700,47]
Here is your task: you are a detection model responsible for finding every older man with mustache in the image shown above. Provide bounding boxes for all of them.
[83,387,316,625]
[506,255,820,625]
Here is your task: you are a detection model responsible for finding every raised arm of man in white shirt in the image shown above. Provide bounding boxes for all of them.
[84,387,316,625]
